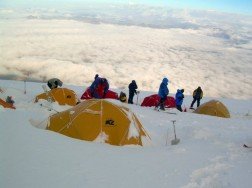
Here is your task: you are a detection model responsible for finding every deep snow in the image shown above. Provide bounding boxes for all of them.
[1,79,252,188]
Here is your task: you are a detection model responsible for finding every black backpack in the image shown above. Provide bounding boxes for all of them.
[119,92,127,102]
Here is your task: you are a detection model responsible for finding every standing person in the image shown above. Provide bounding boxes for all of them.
[190,86,203,109]
[90,74,101,98]
[47,78,63,90]
[175,89,184,112]
[155,77,169,111]
[101,78,109,98]
[90,76,109,99]
[94,74,99,80]
[128,80,138,104]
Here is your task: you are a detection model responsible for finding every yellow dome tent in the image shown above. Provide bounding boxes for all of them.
[46,99,151,146]
[35,88,78,106]
[194,100,230,118]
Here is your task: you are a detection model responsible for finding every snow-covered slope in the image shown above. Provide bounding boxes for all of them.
[1,79,251,188]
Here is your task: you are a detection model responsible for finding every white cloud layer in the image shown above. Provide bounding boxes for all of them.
[0,5,252,99]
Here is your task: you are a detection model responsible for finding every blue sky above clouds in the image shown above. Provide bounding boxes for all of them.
[135,0,252,14]
[0,0,251,15]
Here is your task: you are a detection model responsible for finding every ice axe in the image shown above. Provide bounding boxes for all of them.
[171,120,180,145]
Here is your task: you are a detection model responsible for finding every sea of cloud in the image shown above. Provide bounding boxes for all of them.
[0,4,251,99]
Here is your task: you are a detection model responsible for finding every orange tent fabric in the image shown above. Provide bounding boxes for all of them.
[194,100,230,118]
[35,88,78,106]
[47,99,151,146]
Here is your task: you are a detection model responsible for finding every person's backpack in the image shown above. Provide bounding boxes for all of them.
[119,92,127,102]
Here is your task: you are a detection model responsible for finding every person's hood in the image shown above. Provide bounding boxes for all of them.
[162,77,169,85]
[177,89,184,93]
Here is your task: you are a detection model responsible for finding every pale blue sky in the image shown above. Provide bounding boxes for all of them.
[0,0,251,15]
[140,0,252,14]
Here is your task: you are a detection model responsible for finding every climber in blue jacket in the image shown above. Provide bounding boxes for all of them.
[175,89,184,112]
